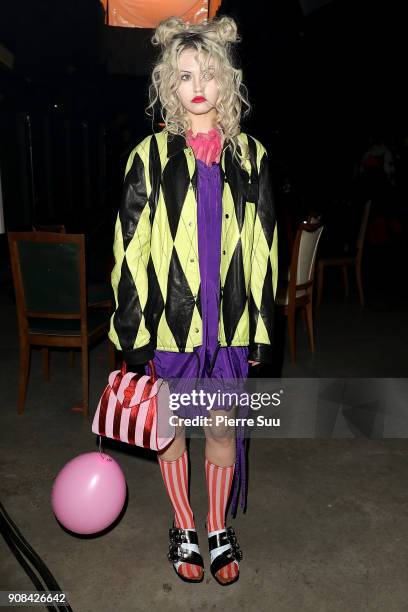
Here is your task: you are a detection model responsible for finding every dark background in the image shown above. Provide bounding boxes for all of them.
[0,0,407,281]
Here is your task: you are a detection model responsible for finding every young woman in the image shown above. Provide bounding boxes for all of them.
[109,15,278,586]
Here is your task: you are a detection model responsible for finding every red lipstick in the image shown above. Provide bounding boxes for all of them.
[192,96,206,103]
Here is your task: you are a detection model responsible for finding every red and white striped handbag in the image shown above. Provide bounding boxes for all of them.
[92,361,174,451]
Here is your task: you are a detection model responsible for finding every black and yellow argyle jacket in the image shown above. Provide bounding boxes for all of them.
[108,129,278,364]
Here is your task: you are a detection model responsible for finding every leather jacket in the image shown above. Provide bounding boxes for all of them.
[108,129,278,364]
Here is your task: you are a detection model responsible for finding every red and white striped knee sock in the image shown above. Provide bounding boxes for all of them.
[158,449,202,580]
[205,458,239,581]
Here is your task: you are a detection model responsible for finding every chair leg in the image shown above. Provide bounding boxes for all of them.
[287,308,296,364]
[18,341,30,415]
[108,341,116,371]
[69,350,75,367]
[342,266,349,298]
[81,344,89,420]
[42,348,49,381]
[355,263,365,307]
[316,263,324,307]
[300,308,307,332]
[305,302,315,352]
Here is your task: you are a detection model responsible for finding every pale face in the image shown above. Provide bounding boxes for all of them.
[176,47,219,125]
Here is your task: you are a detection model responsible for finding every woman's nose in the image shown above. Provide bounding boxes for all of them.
[193,75,203,92]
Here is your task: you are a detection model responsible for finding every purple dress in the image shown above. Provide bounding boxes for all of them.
[145,158,249,516]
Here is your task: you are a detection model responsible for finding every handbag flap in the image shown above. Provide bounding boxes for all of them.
[113,372,164,408]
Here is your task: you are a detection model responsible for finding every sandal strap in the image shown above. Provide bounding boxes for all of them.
[169,526,199,546]
[210,550,238,576]
[168,546,204,568]
[208,531,230,550]
[167,526,204,569]
[208,526,243,575]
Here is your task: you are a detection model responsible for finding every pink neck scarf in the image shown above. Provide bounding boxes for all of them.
[186,128,222,166]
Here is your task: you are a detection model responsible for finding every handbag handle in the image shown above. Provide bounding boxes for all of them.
[121,359,157,382]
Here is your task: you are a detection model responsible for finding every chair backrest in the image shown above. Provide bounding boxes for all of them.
[33,224,66,233]
[306,214,323,224]
[290,221,324,291]
[7,232,87,325]
[356,200,371,259]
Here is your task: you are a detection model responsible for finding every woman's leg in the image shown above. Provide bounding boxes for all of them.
[158,418,203,580]
[158,416,186,461]
[204,408,239,583]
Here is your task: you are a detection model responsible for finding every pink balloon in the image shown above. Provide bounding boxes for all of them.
[51,452,127,535]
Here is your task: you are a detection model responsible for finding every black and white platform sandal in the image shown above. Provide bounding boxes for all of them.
[207,525,243,586]
[167,523,204,583]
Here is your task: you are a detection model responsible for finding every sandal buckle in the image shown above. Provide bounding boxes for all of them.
[169,527,186,545]
[168,526,193,563]
[168,543,183,562]
[226,526,243,561]
[167,547,178,562]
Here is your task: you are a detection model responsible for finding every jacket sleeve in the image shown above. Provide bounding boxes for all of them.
[108,144,155,365]
[248,144,278,364]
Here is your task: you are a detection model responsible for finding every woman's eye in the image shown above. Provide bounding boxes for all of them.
[180,74,191,81]
[201,71,214,81]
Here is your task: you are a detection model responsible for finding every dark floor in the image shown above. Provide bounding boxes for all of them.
[1,243,408,612]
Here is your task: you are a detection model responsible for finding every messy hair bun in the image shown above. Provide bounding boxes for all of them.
[151,16,186,47]
[152,15,240,49]
[211,16,239,45]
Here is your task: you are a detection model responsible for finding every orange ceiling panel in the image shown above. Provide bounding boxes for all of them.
[102,0,213,28]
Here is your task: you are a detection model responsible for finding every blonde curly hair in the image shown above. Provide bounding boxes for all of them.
[146,15,251,165]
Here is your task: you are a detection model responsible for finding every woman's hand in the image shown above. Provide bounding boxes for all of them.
[248,360,260,366]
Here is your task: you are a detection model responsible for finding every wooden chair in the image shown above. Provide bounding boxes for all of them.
[33,224,113,309]
[276,221,324,364]
[32,225,113,368]
[7,231,116,419]
[316,200,371,308]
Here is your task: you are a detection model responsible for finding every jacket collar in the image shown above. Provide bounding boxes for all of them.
[166,130,231,159]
